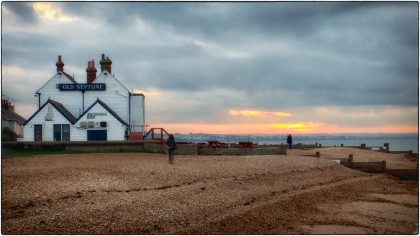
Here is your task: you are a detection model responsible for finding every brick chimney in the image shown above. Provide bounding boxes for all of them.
[86,60,97,83]
[99,53,112,74]
[1,97,14,111]
[56,55,64,73]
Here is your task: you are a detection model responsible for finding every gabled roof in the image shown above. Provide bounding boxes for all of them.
[1,108,26,124]
[62,71,77,84]
[24,99,77,125]
[95,70,130,93]
[36,72,78,93]
[76,98,129,126]
[48,100,77,123]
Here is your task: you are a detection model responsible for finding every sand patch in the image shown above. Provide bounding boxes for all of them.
[369,193,418,206]
[314,196,418,233]
[301,224,369,234]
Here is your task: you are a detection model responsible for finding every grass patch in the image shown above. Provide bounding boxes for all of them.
[2,149,95,157]
[2,149,141,158]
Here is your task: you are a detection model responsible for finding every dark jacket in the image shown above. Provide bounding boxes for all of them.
[166,137,177,150]
[287,135,293,144]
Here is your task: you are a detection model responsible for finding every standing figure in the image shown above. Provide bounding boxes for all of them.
[166,134,177,164]
[287,134,293,149]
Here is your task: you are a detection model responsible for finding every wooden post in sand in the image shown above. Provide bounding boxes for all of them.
[316,152,320,157]
[361,144,366,149]
[341,144,343,147]
[348,154,353,166]
[381,161,386,172]
[319,144,322,148]
[384,143,389,153]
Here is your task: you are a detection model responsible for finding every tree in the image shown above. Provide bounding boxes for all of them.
[2,127,17,141]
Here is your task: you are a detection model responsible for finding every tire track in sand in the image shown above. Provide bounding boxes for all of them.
[178,174,384,234]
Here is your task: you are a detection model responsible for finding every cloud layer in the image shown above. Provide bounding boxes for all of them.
[2,2,418,133]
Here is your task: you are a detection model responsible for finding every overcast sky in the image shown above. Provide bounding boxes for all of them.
[2,2,418,134]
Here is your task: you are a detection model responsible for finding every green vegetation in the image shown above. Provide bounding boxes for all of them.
[2,127,17,142]
[2,149,94,157]
[2,149,141,158]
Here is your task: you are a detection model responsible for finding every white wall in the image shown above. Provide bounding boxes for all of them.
[83,72,130,124]
[27,69,138,142]
[130,94,145,133]
[23,103,73,141]
[72,103,127,141]
[37,73,83,117]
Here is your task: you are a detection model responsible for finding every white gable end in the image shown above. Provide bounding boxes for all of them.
[72,102,127,141]
[23,103,73,141]
[36,73,83,117]
[84,72,130,123]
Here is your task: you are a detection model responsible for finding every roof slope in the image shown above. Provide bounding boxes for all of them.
[36,72,78,94]
[48,99,77,123]
[1,108,26,124]
[62,71,77,84]
[24,99,77,125]
[95,70,130,93]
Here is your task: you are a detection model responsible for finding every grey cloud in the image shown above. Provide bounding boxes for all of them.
[2,2,38,24]
[2,2,418,124]
[2,32,64,67]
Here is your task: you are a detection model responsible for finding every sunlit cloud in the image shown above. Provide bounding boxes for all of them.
[33,3,77,22]
[229,109,292,118]
[271,122,316,133]
[131,89,160,96]
[152,122,317,134]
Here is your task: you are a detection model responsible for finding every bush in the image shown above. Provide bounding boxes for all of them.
[2,127,17,141]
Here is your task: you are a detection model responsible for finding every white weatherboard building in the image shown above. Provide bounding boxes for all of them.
[23,54,145,141]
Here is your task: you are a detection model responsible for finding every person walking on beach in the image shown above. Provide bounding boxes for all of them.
[287,134,293,149]
[166,134,177,164]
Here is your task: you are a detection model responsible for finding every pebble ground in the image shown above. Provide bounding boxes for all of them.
[2,149,418,234]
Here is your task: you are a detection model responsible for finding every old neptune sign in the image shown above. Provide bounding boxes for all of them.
[57,83,106,91]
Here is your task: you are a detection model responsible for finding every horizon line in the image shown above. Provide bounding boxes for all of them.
[171,132,419,136]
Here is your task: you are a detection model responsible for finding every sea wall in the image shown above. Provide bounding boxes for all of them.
[1,140,148,153]
[2,141,288,156]
[198,146,287,155]
[144,143,198,155]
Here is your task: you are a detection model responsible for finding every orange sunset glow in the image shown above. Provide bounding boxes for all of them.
[147,106,419,135]
[229,109,292,117]
[150,123,418,134]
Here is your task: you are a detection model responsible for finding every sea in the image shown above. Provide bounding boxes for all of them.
[174,133,419,153]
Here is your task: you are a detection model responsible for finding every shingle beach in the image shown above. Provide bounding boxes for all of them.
[2,148,418,234]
